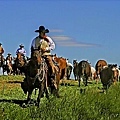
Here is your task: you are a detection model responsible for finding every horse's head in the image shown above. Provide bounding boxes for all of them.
[16,53,25,67]
[81,61,87,75]
[32,50,42,65]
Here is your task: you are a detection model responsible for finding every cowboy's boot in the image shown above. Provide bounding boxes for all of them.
[47,56,56,77]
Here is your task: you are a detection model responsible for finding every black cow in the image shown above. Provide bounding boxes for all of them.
[66,65,73,80]
[73,60,79,80]
[100,66,114,91]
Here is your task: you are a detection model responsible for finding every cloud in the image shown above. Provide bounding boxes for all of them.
[52,35,71,41]
[50,29,63,33]
[57,41,100,47]
[51,35,101,47]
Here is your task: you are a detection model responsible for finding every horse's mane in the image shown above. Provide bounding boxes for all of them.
[26,59,38,77]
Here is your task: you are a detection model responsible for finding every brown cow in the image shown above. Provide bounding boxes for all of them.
[95,59,108,83]
[108,64,119,85]
[53,54,67,80]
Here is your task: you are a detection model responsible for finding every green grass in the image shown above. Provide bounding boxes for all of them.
[0,75,24,81]
[0,76,120,120]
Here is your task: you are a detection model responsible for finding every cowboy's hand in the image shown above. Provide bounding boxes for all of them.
[41,48,46,52]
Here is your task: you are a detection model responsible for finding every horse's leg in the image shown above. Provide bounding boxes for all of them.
[85,76,88,86]
[64,67,67,80]
[78,76,80,87]
[54,73,60,98]
[27,88,33,104]
[96,74,100,84]
[2,67,4,75]
[36,84,44,107]
[45,75,49,99]
[74,75,76,80]
[45,87,49,99]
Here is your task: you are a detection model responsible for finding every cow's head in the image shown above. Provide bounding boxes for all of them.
[73,60,78,67]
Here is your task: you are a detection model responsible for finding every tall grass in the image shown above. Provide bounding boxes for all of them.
[0,76,120,120]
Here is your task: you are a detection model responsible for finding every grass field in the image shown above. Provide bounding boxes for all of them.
[0,75,120,120]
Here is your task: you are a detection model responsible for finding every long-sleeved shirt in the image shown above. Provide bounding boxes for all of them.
[0,46,4,54]
[31,36,55,51]
[16,48,26,56]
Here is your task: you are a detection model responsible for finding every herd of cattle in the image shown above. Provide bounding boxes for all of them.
[0,53,120,91]
[72,59,120,90]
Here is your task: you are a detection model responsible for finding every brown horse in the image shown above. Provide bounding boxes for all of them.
[6,58,13,75]
[95,59,108,83]
[44,55,60,97]
[53,54,67,80]
[13,53,26,75]
[21,50,49,107]
[21,50,61,107]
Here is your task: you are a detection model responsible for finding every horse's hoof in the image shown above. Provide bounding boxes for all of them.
[22,103,27,108]
[68,83,70,86]
[41,94,44,98]
[46,95,49,99]
[60,83,64,86]
[35,102,39,107]
[57,95,60,98]
[65,83,67,86]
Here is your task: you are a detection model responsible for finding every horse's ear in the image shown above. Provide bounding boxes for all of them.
[54,54,56,56]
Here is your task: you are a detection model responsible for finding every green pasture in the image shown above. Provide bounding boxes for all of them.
[0,75,120,120]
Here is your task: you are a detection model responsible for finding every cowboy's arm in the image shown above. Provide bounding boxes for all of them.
[45,36,55,51]
[31,38,35,49]
[23,49,26,56]
[16,48,19,54]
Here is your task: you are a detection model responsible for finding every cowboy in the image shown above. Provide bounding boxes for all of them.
[16,44,26,61]
[31,25,58,76]
[6,53,13,64]
[0,43,4,54]
[0,43,5,62]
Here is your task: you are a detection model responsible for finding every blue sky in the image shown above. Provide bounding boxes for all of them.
[0,0,120,67]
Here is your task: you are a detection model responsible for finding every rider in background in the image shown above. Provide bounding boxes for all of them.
[31,25,58,76]
[0,43,5,61]
[16,44,26,61]
[6,53,13,65]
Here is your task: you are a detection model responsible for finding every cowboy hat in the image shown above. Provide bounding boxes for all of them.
[35,26,49,33]
[7,53,11,55]
[19,44,24,47]
[0,43,2,45]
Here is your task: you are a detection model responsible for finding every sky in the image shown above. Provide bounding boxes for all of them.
[0,0,120,69]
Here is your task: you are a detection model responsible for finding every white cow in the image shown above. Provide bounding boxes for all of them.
[66,59,73,67]
[66,59,73,80]
[90,66,96,80]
